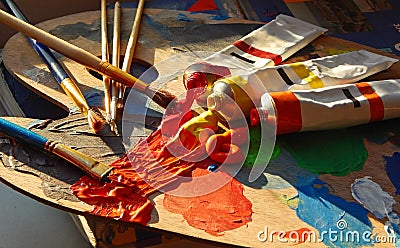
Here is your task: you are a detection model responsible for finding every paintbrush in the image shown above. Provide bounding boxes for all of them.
[118,0,145,110]
[0,9,176,109]
[101,0,112,127]
[0,117,112,181]
[110,1,121,132]
[1,0,106,133]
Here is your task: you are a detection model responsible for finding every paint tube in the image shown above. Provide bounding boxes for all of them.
[253,50,398,92]
[256,79,400,134]
[205,14,328,70]
[183,62,231,107]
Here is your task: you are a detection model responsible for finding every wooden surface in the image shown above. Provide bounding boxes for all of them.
[1,9,400,248]
[1,114,400,247]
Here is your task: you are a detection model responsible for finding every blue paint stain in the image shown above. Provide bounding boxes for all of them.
[177,13,195,22]
[295,179,373,247]
[143,15,169,39]
[209,15,229,20]
[384,152,400,195]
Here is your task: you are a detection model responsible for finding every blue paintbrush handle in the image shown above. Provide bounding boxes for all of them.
[1,0,68,83]
[0,117,48,148]
[0,117,112,180]
[29,40,69,83]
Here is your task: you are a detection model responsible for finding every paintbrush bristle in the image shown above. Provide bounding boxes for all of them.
[87,107,106,133]
[146,87,176,109]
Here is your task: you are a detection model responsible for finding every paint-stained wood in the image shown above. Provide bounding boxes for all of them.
[1,116,400,247]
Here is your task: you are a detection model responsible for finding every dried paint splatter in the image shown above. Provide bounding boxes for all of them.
[163,167,252,236]
[280,129,367,176]
[351,177,395,220]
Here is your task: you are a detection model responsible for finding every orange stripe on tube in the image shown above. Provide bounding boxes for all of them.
[356,82,384,122]
[269,91,302,134]
[233,40,283,65]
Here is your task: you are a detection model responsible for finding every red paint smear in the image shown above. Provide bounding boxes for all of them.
[187,0,218,12]
[71,90,204,224]
[71,128,205,224]
[70,176,153,224]
[71,69,253,233]
[163,167,253,236]
[108,129,206,196]
[272,228,313,245]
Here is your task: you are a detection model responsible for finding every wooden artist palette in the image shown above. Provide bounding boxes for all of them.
[2,8,400,248]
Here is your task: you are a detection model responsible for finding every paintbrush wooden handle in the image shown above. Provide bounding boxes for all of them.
[110,1,122,128]
[118,0,145,107]
[101,0,111,119]
[0,118,112,180]
[0,8,148,93]
[121,0,145,72]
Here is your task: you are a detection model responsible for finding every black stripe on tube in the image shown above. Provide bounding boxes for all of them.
[342,89,361,108]
[277,67,294,86]
[230,52,255,64]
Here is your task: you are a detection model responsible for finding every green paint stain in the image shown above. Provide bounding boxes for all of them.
[244,126,280,167]
[280,129,367,176]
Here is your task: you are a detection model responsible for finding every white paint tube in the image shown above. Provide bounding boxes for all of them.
[258,79,400,134]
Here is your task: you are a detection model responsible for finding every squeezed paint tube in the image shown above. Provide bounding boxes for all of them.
[207,75,263,121]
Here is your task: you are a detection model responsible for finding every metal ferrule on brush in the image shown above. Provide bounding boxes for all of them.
[44,140,112,180]
[60,78,90,114]
[98,61,148,92]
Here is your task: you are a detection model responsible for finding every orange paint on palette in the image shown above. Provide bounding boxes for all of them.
[272,228,314,245]
[71,129,204,224]
[205,128,247,164]
[163,167,253,236]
